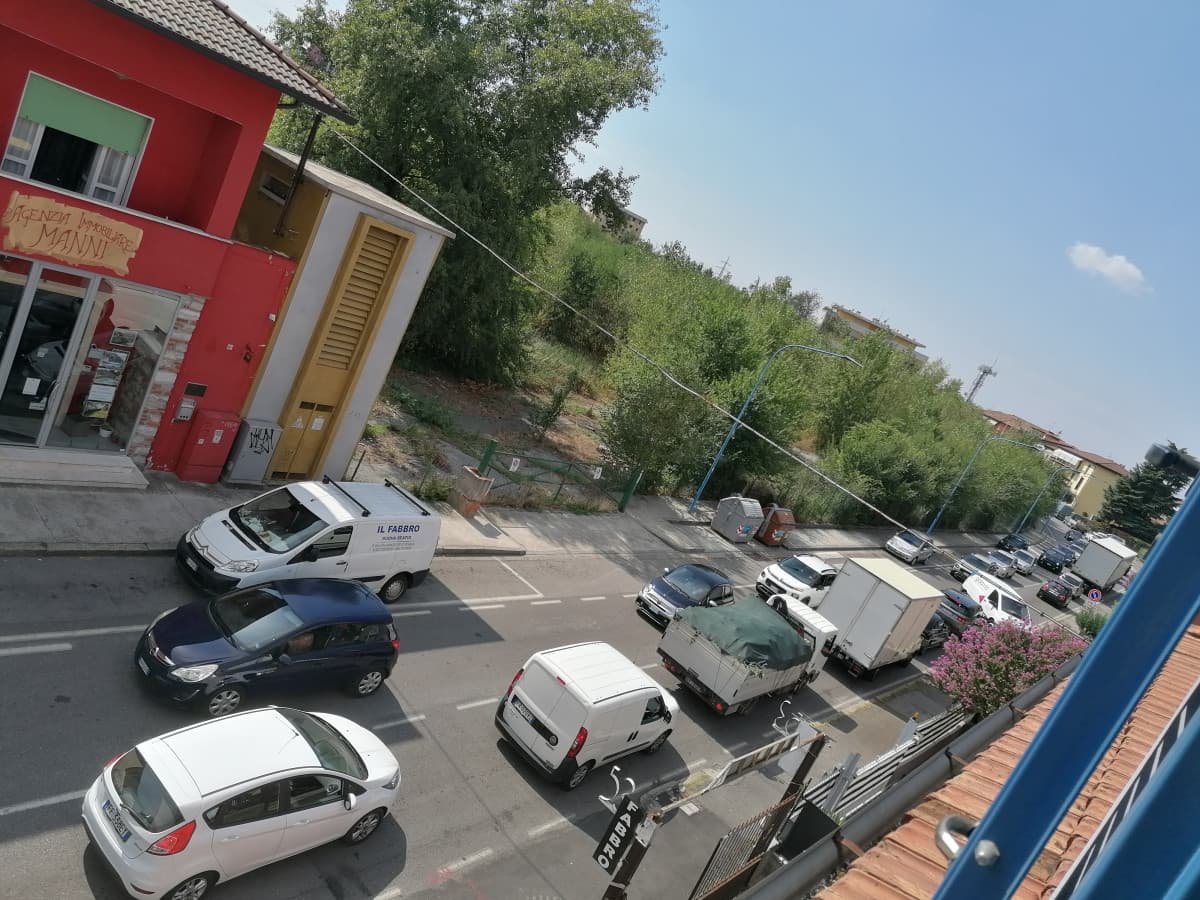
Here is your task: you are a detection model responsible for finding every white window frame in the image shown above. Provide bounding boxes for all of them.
[83,145,137,205]
[1,116,44,178]
[258,173,292,205]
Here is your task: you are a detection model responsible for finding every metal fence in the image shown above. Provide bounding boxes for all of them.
[477,440,642,511]
[689,796,799,900]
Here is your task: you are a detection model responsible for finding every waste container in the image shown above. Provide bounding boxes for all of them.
[756,505,796,546]
[711,495,764,544]
[450,465,495,518]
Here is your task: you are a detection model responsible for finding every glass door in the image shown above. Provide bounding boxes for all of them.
[0,262,93,445]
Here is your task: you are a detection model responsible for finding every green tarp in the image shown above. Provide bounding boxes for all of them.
[678,599,813,670]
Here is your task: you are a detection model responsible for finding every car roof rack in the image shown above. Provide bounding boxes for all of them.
[321,476,371,516]
[385,478,431,516]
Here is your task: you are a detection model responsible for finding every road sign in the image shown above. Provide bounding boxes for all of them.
[594,796,645,872]
[1088,588,1103,602]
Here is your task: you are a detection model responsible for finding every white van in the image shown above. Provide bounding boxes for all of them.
[495,642,679,791]
[962,573,1032,627]
[177,478,440,602]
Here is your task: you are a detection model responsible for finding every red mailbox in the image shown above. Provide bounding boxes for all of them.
[176,409,242,483]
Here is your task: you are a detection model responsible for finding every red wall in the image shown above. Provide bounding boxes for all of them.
[2,0,280,236]
[147,244,295,472]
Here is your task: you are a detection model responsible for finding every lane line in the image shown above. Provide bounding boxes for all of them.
[622,593,639,598]
[0,790,87,817]
[0,624,142,644]
[639,663,659,670]
[0,642,71,657]
[455,698,498,711]
[530,599,562,606]
[463,604,504,611]
[528,815,572,838]
[496,558,543,597]
[437,847,495,874]
[580,595,605,602]
[391,610,432,618]
[372,714,427,730]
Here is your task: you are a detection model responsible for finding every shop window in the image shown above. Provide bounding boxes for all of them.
[3,74,149,206]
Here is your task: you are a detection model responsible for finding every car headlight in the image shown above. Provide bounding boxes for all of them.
[383,769,401,791]
[223,560,258,573]
[171,664,219,682]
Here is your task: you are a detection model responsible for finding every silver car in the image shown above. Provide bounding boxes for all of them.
[1059,572,1085,599]
[986,550,1016,579]
[1011,549,1037,575]
[885,530,934,565]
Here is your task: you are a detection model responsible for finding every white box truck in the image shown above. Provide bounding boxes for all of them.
[657,598,835,716]
[1073,537,1138,593]
[813,556,944,679]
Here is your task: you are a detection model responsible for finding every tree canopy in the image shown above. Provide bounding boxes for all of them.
[1098,442,1191,541]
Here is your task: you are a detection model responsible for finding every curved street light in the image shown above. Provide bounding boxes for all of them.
[688,343,862,514]
[925,434,1045,535]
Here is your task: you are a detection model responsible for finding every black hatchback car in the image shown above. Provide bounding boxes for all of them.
[1038,547,1072,574]
[1037,579,1072,608]
[997,533,1029,552]
[135,579,399,717]
[636,563,733,626]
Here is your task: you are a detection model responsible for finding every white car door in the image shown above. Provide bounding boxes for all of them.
[205,782,287,879]
[285,525,355,579]
[279,774,354,856]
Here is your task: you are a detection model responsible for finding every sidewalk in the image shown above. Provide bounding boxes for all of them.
[0,475,1005,559]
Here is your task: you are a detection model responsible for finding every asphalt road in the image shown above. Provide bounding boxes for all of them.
[0,525,1079,900]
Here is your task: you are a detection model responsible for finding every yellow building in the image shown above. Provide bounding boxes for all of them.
[1068,449,1129,517]
[821,305,927,359]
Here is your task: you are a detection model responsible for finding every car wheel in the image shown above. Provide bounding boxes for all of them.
[161,873,214,900]
[563,761,594,791]
[349,668,387,698]
[379,573,411,604]
[643,730,671,755]
[342,808,387,845]
[205,685,245,717]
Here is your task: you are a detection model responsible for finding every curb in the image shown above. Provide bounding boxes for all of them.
[0,543,528,558]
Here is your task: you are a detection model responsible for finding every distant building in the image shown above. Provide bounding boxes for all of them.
[821,305,927,359]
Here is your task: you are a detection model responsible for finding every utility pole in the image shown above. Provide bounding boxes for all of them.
[965,363,997,404]
[716,256,730,279]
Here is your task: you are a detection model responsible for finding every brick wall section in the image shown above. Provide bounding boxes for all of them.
[127,293,205,465]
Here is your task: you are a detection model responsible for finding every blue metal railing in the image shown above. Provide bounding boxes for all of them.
[934,449,1200,897]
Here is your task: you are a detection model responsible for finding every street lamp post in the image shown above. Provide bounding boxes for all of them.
[687,344,862,514]
[926,434,1044,535]
[1014,464,1071,535]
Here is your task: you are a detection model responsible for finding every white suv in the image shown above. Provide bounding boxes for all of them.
[82,707,401,900]
[755,555,838,605]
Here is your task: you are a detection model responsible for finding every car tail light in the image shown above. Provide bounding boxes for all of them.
[391,639,400,651]
[147,820,195,856]
[505,668,524,699]
[714,701,726,713]
[105,753,123,769]
[565,727,588,759]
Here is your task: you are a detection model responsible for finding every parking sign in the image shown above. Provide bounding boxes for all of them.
[1088,588,1103,602]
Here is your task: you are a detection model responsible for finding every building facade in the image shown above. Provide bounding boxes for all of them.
[821,304,927,359]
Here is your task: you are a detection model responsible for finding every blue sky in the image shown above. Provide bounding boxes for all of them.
[239,0,1197,467]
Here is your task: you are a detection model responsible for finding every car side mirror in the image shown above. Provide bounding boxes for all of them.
[662,567,670,575]
[278,653,292,665]
[664,711,672,724]
[343,792,358,812]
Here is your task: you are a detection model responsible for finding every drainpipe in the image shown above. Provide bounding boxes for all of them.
[274,113,322,237]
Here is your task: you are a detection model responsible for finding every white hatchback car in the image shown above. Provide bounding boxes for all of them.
[82,707,400,900]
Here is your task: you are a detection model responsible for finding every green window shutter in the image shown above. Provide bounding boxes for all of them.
[18,74,150,155]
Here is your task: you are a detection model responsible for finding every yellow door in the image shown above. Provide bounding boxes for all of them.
[269,216,412,480]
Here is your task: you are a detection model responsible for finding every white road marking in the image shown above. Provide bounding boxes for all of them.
[0,624,142,644]
[0,790,87,817]
[456,698,498,710]
[734,583,755,589]
[528,815,572,837]
[391,610,432,618]
[437,847,495,874]
[372,714,427,730]
[463,604,505,611]
[580,595,605,602]
[639,663,659,670]
[622,593,639,598]
[530,599,562,606]
[496,558,543,597]
[0,642,71,657]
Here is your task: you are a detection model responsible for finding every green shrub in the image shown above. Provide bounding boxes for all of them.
[361,423,387,443]
[412,476,451,503]
[385,383,455,432]
[1076,606,1109,639]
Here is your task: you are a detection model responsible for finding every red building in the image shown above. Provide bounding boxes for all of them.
[0,0,354,484]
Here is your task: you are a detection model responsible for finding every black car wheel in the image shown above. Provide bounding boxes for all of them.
[564,761,594,791]
[380,573,411,603]
[643,730,671,754]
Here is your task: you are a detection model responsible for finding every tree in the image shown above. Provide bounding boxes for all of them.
[268,0,663,382]
[1098,443,1191,541]
[930,622,1088,717]
[746,276,820,322]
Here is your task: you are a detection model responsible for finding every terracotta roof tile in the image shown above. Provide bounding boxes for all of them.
[818,627,1200,899]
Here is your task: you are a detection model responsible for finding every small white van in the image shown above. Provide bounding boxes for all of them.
[177,478,440,602]
[495,642,679,790]
[962,573,1032,627]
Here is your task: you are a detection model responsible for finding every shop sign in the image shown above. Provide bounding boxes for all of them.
[2,190,143,276]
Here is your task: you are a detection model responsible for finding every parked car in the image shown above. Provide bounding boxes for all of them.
[997,534,1029,552]
[938,589,985,636]
[950,552,1001,582]
[81,707,400,900]
[919,615,950,654]
[1038,547,1072,574]
[1066,528,1083,542]
[986,550,1017,579]
[636,563,733,627]
[1059,572,1085,599]
[1011,549,1037,576]
[1067,540,1088,561]
[963,573,1032,627]
[755,554,837,604]
[884,530,934,565]
[1037,579,1072,608]
[135,579,400,717]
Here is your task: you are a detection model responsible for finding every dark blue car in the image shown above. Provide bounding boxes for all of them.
[635,563,734,626]
[135,579,399,717]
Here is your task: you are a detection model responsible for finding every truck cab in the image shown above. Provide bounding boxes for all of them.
[769,595,838,675]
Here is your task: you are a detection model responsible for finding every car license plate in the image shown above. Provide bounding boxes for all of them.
[137,657,149,675]
[511,697,534,723]
[185,557,198,572]
[102,800,131,842]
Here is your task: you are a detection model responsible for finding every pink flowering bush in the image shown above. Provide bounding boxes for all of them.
[930,621,1088,717]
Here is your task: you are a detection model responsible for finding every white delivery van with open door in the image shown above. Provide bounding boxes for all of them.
[495,642,679,790]
[177,478,439,602]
